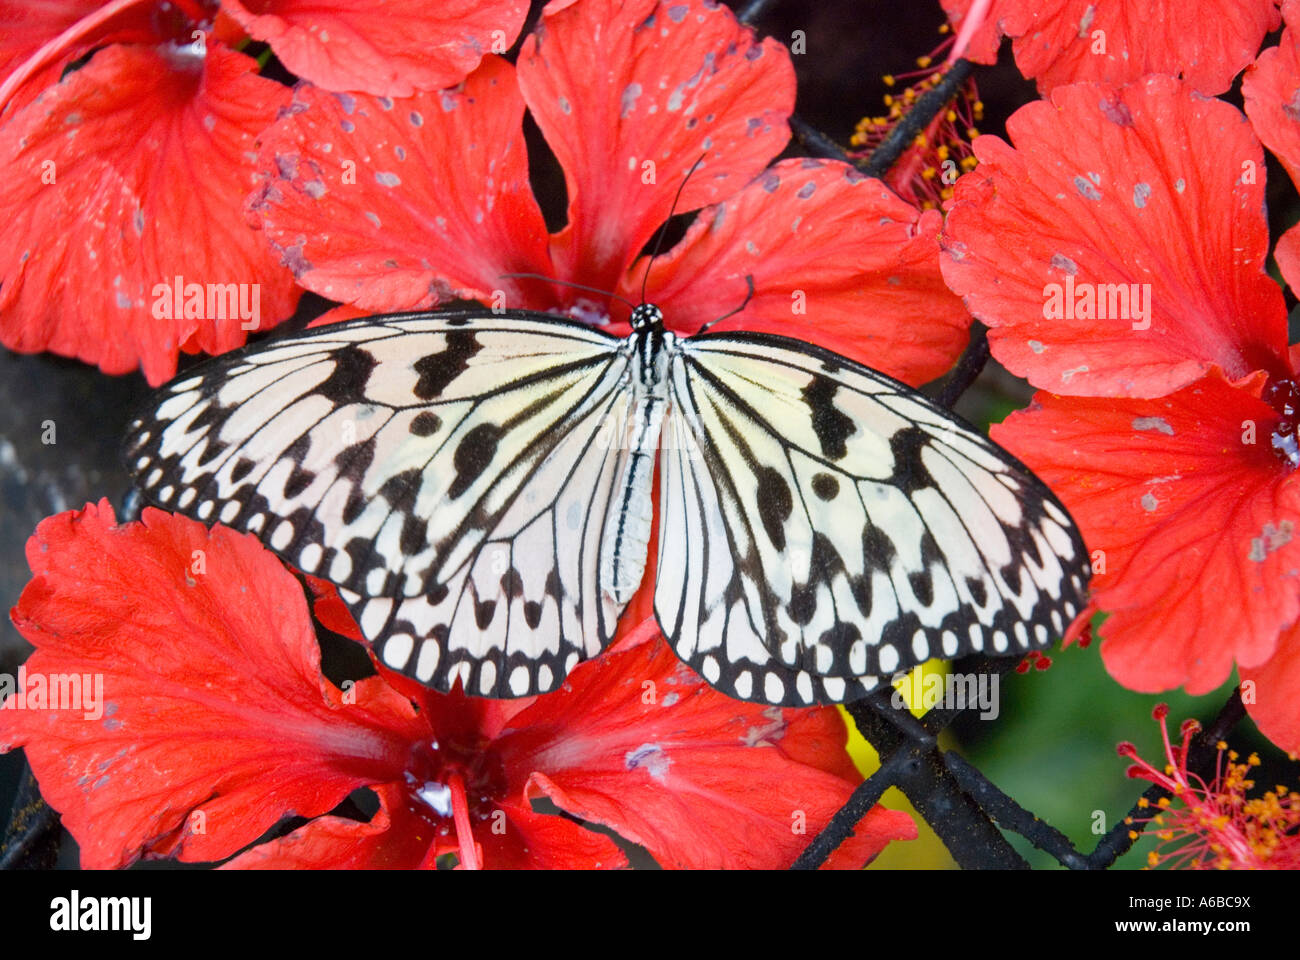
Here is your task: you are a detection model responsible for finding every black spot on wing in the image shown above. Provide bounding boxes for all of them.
[409,411,442,436]
[399,515,427,554]
[850,571,873,616]
[802,376,855,460]
[342,487,368,525]
[284,465,316,498]
[335,436,376,482]
[316,344,378,404]
[789,583,817,625]
[755,466,793,550]
[889,426,933,493]
[908,570,934,606]
[862,524,896,566]
[544,569,563,600]
[811,472,839,501]
[449,423,502,498]
[501,568,524,600]
[524,600,543,629]
[414,331,481,400]
[818,621,860,652]
[378,467,422,512]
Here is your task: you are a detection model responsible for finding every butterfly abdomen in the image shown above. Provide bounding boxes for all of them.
[600,329,671,603]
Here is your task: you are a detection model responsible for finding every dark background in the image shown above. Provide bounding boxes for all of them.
[1,0,1297,869]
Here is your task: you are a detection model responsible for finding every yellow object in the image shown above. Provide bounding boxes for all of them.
[840,660,959,869]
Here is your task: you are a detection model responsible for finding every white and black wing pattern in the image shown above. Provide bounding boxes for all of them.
[657,332,1091,706]
[124,311,637,698]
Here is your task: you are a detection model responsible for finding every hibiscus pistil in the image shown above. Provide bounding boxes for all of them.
[850,63,982,209]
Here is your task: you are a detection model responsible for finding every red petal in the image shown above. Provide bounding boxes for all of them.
[518,0,795,298]
[642,159,970,386]
[950,0,1279,95]
[991,372,1300,694]
[1277,224,1300,296]
[221,784,439,869]
[941,76,1288,397]
[0,2,105,81]
[494,627,916,869]
[1240,621,1300,755]
[0,502,427,868]
[939,0,1003,64]
[248,56,554,313]
[0,2,179,116]
[303,573,364,642]
[0,43,300,385]
[306,303,371,328]
[476,798,628,869]
[221,0,528,96]
[1243,15,1300,193]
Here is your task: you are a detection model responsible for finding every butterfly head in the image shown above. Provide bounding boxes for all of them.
[629,303,664,333]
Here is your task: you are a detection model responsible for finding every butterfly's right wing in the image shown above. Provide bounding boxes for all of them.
[124,311,636,697]
[655,332,1090,706]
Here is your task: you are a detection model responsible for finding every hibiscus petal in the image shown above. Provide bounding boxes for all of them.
[1243,11,1300,192]
[248,56,553,313]
[941,76,1288,398]
[1240,620,1300,755]
[943,0,1278,95]
[0,43,300,385]
[221,785,441,869]
[221,0,528,96]
[641,158,970,386]
[519,0,795,297]
[0,1,105,81]
[1276,225,1300,296]
[0,1,175,116]
[0,501,427,868]
[476,798,628,869]
[493,625,916,869]
[991,372,1300,694]
[939,0,1003,64]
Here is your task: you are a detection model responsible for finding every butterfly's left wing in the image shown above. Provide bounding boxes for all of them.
[656,331,1091,706]
[125,311,637,698]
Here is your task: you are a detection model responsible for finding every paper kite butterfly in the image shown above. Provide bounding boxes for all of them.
[124,302,1090,706]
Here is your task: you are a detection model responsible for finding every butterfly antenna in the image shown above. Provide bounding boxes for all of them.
[640,153,708,305]
[498,273,636,309]
[698,275,755,334]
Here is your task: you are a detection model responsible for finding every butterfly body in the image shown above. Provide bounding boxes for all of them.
[126,306,1091,705]
[601,304,673,603]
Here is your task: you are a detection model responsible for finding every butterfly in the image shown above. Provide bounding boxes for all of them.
[124,301,1091,706]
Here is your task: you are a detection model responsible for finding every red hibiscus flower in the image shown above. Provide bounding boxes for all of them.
[1118,705,1300,870]
[220,0,529,96]
[0,0,527,384]
[941,0,1279,96]
[248,0,971,387]
[939,70,1300,753]
[0,501,916,869]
